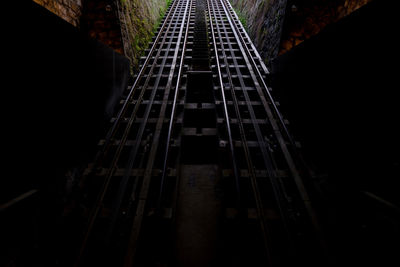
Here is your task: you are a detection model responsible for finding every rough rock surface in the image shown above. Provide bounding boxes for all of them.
[117,0,169,70]
[230,0,373,64]
[279,0,373,55]
[33,0,82,26]
[33,0,169,71]
[230,0,288,65]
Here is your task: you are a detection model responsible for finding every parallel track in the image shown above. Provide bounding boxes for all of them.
[207,0,327,265]
[68,0,327,266]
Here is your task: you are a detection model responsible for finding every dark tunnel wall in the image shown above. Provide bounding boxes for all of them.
[271,0,400,264]
[2,2,130,264]
[3,2,130,202]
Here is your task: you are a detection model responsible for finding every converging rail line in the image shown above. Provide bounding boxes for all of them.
[65,0,327,266]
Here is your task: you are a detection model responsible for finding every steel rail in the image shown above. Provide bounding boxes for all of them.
[224,2,269,77]
[157,0,194,211]
[123,1,193,266]
[104,0,192,245]
[220,0,326,258]
[219,0,298,214]
[221,0,309,209]
[224,0,321,200]
[87,0,179,171]
[213,0,293,232]
[222,0,296,151]
[207,0,242,206]
[207,0,273,263]
[74,2,182,265]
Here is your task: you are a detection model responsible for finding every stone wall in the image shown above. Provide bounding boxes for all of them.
[116,0,168,70]
[230,0,373,65]
[279,0,373,55]
[82,0,124,54]
[33,0,82,27]
[32,0,169,72]
[231,0,288,65]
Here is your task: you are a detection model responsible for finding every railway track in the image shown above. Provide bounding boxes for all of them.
[67,0,327,266]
